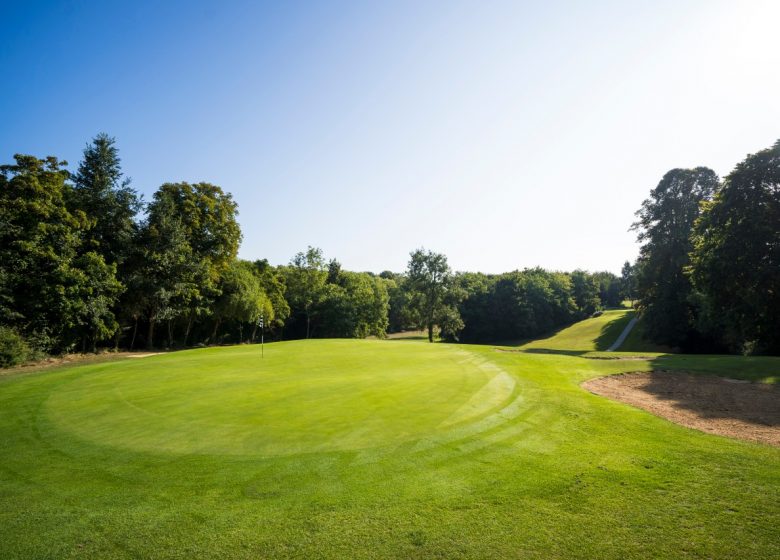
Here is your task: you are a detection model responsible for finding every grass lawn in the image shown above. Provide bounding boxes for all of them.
[0,321,778,558]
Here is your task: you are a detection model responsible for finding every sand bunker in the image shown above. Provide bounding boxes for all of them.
[583,371,780,447]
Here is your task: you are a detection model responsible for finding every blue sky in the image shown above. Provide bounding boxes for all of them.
[2,0,778,273]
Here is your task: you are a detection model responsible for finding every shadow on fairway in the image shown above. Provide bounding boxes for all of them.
[592,312,635,350]
[384,330,429,341]
[521,348,589,357]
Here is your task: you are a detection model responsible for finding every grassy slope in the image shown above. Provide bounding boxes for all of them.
[618,314,674,354]
[521,309,635,352]
[0,328,778,558]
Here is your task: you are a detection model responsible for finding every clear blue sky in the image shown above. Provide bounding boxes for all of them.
[2,0,778,274]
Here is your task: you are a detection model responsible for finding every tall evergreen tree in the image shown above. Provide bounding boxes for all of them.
[72,133,141,266]
[71,134,142,348]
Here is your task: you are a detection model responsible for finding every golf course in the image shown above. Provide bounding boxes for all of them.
[1,309,778,559]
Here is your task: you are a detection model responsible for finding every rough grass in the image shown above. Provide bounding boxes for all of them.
[0,323,778,558]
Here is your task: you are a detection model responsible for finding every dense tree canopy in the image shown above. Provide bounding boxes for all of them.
[456,269,587,343]
[210,260,271,344]
[627,138,780,354]
[631,167,719,349]
[282,247,327,339]
[690,140,780,354]
[0,155,93,351]
[3,133,777,362]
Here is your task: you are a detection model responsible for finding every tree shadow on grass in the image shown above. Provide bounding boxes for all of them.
[592,312,635,351]
[383,331,429,342]
[519,348,589,357]
[638,350,780,423]
[610,368,780,437]
[585,355,780,446]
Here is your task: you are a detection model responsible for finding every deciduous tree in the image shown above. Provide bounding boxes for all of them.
[631,167,718,349]
[284,247,327,339]
[0,155,88,351]
[406,249,462,342]
[690,140,780,354]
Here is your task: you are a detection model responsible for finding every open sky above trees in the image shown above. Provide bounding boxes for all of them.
[1,0,778,274]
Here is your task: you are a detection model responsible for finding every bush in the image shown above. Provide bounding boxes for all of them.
[0,326,33,368]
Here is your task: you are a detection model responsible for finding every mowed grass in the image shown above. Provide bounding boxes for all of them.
[0,327,778,558]
[46,341,507,456]
[520,309,631,352]
[520,309,669,354]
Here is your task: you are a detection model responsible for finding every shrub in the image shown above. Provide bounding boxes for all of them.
[0,326,33,368]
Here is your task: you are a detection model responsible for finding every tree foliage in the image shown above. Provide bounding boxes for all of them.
[405,249,463,342]
[5,133,777,361]
[282,247,327,339]
[136,182,241,348]
[0,155,91,350]
[631,167,718,349]
[72,133,141,266]
[456,269,579,343]
[690,140,780,354]
[620,261,635,305]
[211,260,271,343]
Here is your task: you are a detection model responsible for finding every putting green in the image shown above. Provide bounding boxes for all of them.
[45,340,516,456]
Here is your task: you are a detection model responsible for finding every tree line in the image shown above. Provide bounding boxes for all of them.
[10,134,772,364]
[627,138,779,355]
[0,134,632,365]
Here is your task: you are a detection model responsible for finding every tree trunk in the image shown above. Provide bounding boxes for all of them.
[239,323,244,344]
[114,327,120,352]
[306,313,311,339]
[147,318,155,350]
[211,318,221,345]
[91,330,97,353]
[81,335,87,353]
[182,311,194,348]
[130,318,138,350]
[251,323,257,343]
[167,319,173,348]
[428,322,434,343]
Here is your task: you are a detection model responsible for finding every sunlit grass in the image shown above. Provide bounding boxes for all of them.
[0,327,777,558]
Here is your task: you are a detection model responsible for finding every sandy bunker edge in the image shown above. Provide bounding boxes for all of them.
[582,370,780,447]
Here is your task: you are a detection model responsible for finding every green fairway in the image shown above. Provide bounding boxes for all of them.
[1,330,778,558]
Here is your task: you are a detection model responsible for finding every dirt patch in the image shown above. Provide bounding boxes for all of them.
[583,371,780,447]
